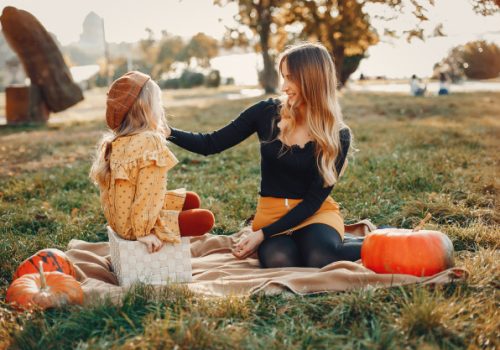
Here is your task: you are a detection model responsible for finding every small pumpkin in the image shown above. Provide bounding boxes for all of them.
[6,261,84,310]
[361,214,454,277]
[13,248,76,280]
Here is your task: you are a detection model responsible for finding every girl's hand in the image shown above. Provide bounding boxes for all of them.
[233,229,264,259]
[137,234,164,253]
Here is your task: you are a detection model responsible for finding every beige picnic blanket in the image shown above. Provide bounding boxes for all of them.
[65,222,466,303]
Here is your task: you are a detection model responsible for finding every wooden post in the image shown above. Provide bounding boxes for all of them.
[5,85,49,125]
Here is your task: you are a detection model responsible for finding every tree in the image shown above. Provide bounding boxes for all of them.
[214,0,285,93]
[182,32,219,68]
[215,0,499,89]
[136,31,220,80]
[434,41,500,81]
[470,0,500,15]
[154,31,186,79]
[135,29,186,79]
[205,70,221,87]
[280,0,378,86]
[432,46,466,83]
[216,0,435,89]
[277,0,466,85]
[462,41,500,79]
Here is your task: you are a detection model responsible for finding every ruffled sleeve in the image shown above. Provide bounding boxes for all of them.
[138,141,178,171]
[110,132,178,181]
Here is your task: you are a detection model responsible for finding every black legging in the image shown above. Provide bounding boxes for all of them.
[258,223,363,268]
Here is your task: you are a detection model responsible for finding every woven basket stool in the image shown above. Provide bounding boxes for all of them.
[107,226,192,287]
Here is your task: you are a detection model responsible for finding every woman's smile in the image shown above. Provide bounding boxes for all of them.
[281,60,301,106]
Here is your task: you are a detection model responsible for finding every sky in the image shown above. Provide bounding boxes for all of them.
[0,0,238,43]
[1,0,499,80]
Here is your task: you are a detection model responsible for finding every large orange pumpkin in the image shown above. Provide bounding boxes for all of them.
[6,262,83,310]
[13,248,76,280]
[361,221,454,277]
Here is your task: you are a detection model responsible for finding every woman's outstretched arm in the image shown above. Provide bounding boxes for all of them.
[167,99,274,156]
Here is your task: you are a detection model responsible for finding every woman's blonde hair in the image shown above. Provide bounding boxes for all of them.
[278,42,350,187]
[89,79,166,188]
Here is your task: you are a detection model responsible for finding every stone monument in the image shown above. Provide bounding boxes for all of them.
[0,6,84,124]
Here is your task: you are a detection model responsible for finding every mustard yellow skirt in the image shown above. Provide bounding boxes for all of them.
[251,196,344,239]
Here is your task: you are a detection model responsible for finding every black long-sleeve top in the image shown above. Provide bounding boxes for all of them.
[168,98,351,239]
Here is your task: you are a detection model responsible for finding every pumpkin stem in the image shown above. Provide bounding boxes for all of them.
[38,261,47,290]
[413,213,432,232]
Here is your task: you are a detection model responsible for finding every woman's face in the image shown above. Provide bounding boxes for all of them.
[281,60,301,106]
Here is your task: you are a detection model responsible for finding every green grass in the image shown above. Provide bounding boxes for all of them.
[0,90,499,349]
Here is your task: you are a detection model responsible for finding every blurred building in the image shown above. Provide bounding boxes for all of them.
[63,12,106,66]
[78,11,105,57]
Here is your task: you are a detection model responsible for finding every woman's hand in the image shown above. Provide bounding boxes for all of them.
[163,125,172,138]
[233,229,264,259]
[137,234,164,253]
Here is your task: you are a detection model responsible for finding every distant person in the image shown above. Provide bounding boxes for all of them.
[90,71,214,253]
[165,43,363,268]
[410,74,426,96]
[438,72,450,95]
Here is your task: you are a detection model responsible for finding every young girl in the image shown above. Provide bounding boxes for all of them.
[165,43,363,268]
[90,71,214,253]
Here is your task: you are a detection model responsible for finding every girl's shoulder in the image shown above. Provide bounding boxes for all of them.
[111,130,176,170]
[114,131,167,152]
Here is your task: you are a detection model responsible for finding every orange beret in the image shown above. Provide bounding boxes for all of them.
[106,71,151,130]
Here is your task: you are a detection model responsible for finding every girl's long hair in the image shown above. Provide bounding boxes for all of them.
[278,42,350,187]
[89,79,166,188]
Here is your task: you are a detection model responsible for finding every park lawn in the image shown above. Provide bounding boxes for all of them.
[0,90,498,349]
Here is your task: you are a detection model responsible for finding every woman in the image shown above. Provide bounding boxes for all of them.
[165,43,362,268]
[438,72,450,95]
[410,74,426,96]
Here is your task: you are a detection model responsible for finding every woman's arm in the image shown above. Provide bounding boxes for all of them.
[168,99,275,156]
[261,128,351,239]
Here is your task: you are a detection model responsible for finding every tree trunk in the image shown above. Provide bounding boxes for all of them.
[258,5,278,94]
[260,45,279,94]
[333,45,346,88]
[0,6,83,113]
[6,85,49,125]
[342,54,365,85]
